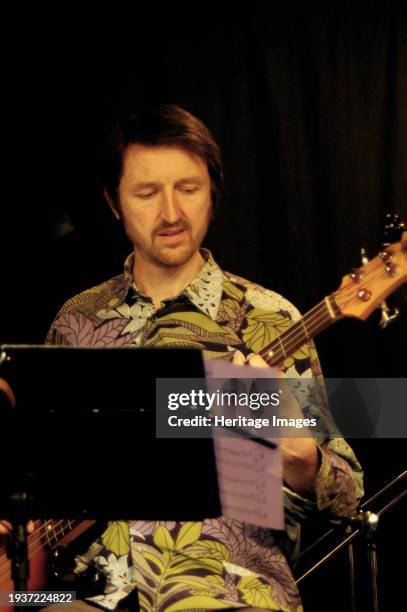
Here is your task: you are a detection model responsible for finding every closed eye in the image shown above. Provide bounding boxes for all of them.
[179,185,199,194]
[135,190,157,199]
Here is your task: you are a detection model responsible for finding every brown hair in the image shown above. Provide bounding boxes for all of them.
[102,104,223,209]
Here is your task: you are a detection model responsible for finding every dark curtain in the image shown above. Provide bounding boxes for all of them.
[2,3,406,374]
[1,2,406,610]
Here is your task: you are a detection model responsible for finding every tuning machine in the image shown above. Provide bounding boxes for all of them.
[360,246,400,328]
[379,302,400,328]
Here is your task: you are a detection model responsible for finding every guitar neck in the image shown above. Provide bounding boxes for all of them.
[258,230,407,365]
[36,518,81,549]
[258,295,342,366]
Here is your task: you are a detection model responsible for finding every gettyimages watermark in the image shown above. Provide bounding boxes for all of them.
[155,377,407,439]
[165,387,316,429]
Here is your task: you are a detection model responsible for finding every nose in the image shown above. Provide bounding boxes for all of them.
[160,189,182,224]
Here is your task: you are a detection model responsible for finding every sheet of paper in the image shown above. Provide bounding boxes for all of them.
[204,358,280,381]
[204,358,284,530]
[213,436,284,529]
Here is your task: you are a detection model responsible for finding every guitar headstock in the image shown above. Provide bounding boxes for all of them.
[334,231,407,320]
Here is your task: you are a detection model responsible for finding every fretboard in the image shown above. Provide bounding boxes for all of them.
[39,518,81,548]
[258,295,342,366]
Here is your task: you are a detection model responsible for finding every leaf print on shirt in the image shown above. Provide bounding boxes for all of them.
[145,312,241,349]
[185,539,231,563]
[164,595,241,611]
[53,313,137,346]
[222,280,245,303]
[241,310,291,354]
[129,521,177,539]
[237,576,287,611]
[97,301,155,335]
[200,518,299,609]
[174,522,203,549]
[85,552,137,610]
[92,553,136,590]
[241,308,311,370]
[130,522,243,611]
[101,521,130,556]
[217,299,249,333]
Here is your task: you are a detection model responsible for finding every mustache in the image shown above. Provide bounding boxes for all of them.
[154,221,190,235]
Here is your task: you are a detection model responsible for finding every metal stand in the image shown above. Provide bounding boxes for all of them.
[347,534,357,612]
[6,490,32,612]
[6,491,31,591]
[0,345,221,612]
[357,511,380,612]
[296,471,407,612]
[367,540,379,612]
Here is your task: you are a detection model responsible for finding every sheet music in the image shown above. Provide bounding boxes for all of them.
[204,359,284,530]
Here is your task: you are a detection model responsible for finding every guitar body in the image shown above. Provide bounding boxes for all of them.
[0,520,95,612]
[0,530,49,595]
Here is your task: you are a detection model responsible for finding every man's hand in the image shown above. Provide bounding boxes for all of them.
[0,520,35,536]
[232,352,319,497]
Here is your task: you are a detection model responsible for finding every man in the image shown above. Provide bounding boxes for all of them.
[1,105,363,611]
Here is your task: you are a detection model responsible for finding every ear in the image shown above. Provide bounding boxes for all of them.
[104,188,121,221]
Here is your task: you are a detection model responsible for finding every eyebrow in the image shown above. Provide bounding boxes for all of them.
[130,177,205,190]
[132,181,161,190]
[176,177,205,185]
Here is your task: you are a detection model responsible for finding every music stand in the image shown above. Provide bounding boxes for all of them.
[0,345,221,596]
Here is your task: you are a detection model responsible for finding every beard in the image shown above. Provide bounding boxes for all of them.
[124,212,211,269]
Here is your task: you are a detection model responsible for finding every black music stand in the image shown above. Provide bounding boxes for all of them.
[0,345,221,599]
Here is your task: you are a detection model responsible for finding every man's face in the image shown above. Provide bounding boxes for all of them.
[113,144,212,268]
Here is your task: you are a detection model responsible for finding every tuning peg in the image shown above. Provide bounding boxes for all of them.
[360,245,400,328]
[379,301,400,329]
[360,247,369,265]
[383,212,405,246]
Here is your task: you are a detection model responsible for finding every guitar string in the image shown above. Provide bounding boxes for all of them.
[259,306,332,364]
[0,519,69,571]
[0,528,75,581]
[259,261,400,363]
[271,259,395,354]
[0,519,76,577]
[0,519,56,566]
[258,285,365,363]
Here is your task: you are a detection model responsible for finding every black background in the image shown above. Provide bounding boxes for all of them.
[1,2,406,610]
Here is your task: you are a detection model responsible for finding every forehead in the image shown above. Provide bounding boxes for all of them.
[120,144,209,184]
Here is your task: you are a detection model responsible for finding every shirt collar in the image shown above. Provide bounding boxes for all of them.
[124,248,224,320]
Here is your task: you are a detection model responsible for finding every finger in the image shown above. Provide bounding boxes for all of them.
[0,520,13,535]
[247,354,269,369]
[0,520,35,535]
[232,351,245,365]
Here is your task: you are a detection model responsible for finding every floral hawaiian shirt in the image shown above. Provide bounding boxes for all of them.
[46,250,363,612]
